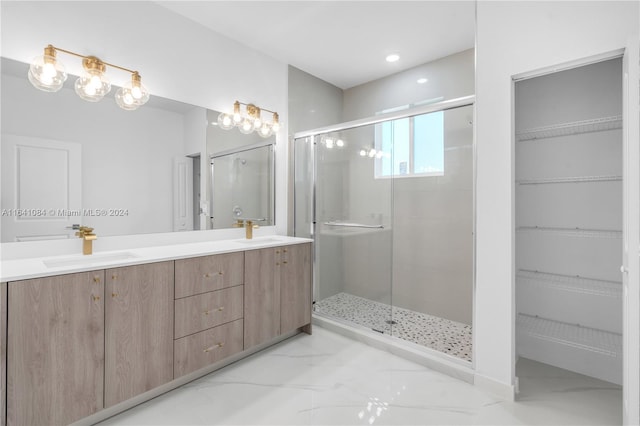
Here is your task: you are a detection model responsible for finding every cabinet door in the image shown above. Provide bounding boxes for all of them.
[105,261,174,407]
[280,243,312,334]
[244,248,280,348]
[7,271,104,426]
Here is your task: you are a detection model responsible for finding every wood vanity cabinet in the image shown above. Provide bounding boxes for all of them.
[105,261,175,407]
[244,243,312,349]
[6,271,105,426]
[1,242,311,425]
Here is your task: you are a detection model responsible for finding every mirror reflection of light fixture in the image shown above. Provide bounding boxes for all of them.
[217,101,280,138]
[321,137,345,149]
[28,44,150,110]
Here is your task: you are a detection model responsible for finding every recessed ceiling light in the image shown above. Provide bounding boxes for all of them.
[417,78,428,84]
[385,54,400,63]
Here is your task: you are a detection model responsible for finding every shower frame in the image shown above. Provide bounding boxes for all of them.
[293,95,477,366]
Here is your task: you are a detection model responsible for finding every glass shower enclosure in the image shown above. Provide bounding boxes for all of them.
[294,96,475,362]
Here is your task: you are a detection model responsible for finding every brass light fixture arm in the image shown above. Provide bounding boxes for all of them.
[235,100,277,115]
[46,44,140,76]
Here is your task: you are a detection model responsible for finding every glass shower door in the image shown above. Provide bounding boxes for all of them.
[312,126,394,333]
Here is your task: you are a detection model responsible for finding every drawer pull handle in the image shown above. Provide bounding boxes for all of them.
[204,306,224,315]
[282,261,288,264]
[218,271,223,275]
[204,273,210,278]
[276,262,280,266]
[112,292,118,298]
[203,342,224,353]
[276,250,280,254]
[111,275,117,280]
[93,276,101,283]
[92,295,101,301]
[283,249,288,253]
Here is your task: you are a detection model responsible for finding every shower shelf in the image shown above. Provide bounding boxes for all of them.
[516,313,621,357]
[516,115,622,141]
[516,269,622,298]
[516,226,622,239]
[516,175,622,185]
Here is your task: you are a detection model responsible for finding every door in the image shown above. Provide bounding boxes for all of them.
[105,262,174,407]
[1,135,81,242]
[312,126,394,333]
[173,156,194,231]
[280,243,312,334]
[7,271,104,426]
[622,37,640,426]
[244,247,280,348]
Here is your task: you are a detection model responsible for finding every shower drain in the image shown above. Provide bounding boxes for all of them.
[385,320,398,325]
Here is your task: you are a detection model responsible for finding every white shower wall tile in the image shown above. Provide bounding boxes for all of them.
[315,292,472,362]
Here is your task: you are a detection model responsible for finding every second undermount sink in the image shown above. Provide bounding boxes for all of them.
[233,237,284,245]
[43,251,138,268]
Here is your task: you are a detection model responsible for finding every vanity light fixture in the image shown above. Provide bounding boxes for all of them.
[28,44,150,110]
[217,101,280,138]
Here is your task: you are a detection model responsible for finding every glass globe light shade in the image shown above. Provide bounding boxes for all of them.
[28,54,67,92]
[217,112,235,130]
[238,118,255,134]
[115,74,149,110]
[75,70,111,102]
[252,116,263,131]
[359,149,367,157]
[336,139,345,147]
[258,123,273,138]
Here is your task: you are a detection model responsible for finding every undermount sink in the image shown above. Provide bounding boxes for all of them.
[233,237,284,245]
[43,251,138,268]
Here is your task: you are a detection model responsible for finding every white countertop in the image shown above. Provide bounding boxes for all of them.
[1,235,312,282]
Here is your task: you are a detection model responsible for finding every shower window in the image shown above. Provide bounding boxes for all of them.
[374,110,444,178]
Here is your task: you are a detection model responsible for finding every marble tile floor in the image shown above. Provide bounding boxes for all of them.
[315,292,472,361]
[98,327,621,425]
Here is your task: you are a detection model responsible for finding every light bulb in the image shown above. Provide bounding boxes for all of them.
[272,121,280,133]
[75,69,110,102]
[336,139,345,147]
[239,118,254,134]
[368,149,376,158]
[28,52,67,92]
[359,149,367,157]
[325,138,334,149]
[131,85,142,100]
[217,113,234,130]
[258,123,273,138]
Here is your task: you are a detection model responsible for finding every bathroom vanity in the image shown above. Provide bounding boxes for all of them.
[0,236,312,426]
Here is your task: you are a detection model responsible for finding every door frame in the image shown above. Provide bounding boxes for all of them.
[510,44,640,424]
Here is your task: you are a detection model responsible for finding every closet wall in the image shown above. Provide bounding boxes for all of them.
[515,58,623,385]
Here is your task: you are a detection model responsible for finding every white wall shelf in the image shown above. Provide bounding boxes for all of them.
[517,313,621,357]
[516,175,622,185]
[516,226,622,239]
[516,115,622,141]
[517,269,622,298]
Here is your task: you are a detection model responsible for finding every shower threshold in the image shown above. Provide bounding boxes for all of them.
[315,292,472,362]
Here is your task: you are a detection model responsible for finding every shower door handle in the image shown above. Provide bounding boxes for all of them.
[323,222,384,229]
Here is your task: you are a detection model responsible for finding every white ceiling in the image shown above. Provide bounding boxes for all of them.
[157,1,476,90]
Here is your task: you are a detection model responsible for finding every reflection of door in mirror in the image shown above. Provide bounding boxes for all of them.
[210,144,274,229]
[1,135,82,242]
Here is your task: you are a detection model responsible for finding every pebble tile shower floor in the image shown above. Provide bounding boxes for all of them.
[315,292,472,361]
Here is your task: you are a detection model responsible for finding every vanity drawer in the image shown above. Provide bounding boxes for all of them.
[175,252,244,298]
[174,319,244,378]
[174,285,244,339]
